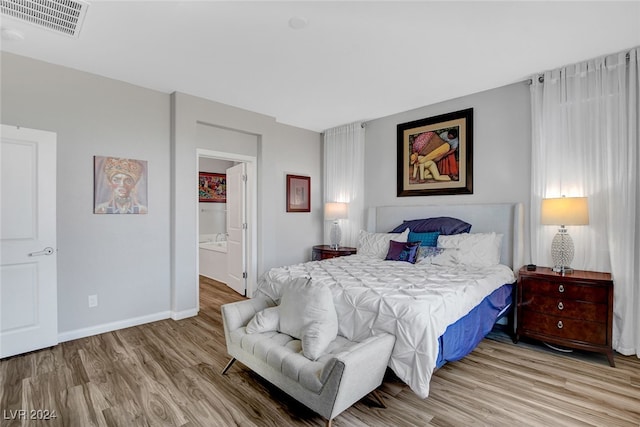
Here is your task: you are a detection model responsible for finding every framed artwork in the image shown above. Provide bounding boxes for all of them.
[397,108,473,197]
[199,172,227,203]
[286,174,310,212]
[94,156,148,214]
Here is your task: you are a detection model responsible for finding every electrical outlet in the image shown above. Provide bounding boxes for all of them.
[88,294,98,308]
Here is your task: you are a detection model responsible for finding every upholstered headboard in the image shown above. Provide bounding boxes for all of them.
[366,203,524,270]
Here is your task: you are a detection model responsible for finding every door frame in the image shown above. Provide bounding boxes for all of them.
[195,149,258,301]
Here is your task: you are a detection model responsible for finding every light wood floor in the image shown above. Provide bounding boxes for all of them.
[1,277,639,426]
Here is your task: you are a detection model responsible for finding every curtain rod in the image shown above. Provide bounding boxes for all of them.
[320,121,367,135]
[529,52,632,85]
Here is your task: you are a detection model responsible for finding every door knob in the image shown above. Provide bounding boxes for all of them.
[28,247,54,257]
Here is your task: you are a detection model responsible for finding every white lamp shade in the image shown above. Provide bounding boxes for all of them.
[541,197,589,226]
[324,202,348,221]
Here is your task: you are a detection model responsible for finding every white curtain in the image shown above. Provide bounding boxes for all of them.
[323,122,365,248]
[530,47,639,356]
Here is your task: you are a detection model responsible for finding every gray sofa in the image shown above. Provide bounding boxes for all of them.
[221,297,396,427]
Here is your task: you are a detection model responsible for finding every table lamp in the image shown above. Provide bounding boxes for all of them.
[324,202,348,250]
[540,196,589,274]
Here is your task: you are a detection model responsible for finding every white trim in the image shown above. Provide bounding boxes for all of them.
[197,149,256,163]
[58,311,171,343]
[171,308,199,320]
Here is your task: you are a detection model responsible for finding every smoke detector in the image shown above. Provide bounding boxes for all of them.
[1,0,89,38]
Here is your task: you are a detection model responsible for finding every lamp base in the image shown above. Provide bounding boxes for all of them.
[329,221,341,250]
[551,226,575,275]
[552,266,574,275]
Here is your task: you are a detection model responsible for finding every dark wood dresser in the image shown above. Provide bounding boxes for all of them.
[312,245,357,261]
[515,266,614,366]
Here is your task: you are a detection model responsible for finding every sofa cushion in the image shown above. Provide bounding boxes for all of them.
[246,306,280,334]
[245,277,338,361]
[235,328,359,393]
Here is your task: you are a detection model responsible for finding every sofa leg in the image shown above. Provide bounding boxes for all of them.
[371,390,386,408]
[221,357,236,375]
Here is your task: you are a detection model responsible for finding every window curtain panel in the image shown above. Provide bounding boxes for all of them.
[323,122,365,248]
[530,47,639,356]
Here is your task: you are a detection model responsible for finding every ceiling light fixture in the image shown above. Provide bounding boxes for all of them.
[288,16,308,30]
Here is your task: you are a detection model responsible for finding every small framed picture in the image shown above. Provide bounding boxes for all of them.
[199,172,227,203]
[286,174,310,212]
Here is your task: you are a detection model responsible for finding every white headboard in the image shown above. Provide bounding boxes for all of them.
[366,203,524,270]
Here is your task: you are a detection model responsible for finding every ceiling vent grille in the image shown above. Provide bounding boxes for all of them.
[1,0,89,38]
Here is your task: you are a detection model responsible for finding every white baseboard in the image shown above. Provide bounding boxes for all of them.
[57,310,172,343]
[171,308,198,320]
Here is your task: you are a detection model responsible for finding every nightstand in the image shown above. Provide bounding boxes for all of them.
[515,266,614,366]
[312,245,357,261]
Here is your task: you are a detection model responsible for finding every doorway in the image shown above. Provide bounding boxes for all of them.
[198,157,234,285]
[196,149,257,303]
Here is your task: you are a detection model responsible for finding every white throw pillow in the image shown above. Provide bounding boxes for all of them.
[417,246,459,266]
[357,228,410,259]
[437,232,503,267]
[246,306,280,334]
[279,277,338,360]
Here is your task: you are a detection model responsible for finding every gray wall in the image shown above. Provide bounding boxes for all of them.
[364,82,532,258]
[1,50,529,340]
[171,92,323,313]
[1,53,171,338]
[1,52,323,339]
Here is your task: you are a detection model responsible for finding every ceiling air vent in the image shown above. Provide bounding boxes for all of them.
[1,0,89,38]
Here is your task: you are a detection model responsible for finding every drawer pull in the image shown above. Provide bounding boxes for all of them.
[557,301,564,310]
[558,284,565,293]
[557,320,564,329]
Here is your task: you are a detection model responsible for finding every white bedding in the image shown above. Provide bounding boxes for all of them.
[255,254,515,398]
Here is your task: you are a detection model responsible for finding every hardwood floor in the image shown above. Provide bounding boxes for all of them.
[1,277,639,426]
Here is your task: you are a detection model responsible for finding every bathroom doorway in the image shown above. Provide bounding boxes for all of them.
[198,157,233,284]
[197,149,257,298]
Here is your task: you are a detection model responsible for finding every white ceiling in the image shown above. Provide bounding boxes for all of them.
[1,1,639,132]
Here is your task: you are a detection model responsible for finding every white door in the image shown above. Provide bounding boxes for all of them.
[1,125,57,358]
[226,163,246,295]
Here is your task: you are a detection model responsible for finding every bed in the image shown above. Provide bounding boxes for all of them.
[255,203,524,398]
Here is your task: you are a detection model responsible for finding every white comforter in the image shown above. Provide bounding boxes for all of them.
[255,254,515,398]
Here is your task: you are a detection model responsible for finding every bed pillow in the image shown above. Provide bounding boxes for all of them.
[408,231,440,247]
[417,246,458,266]
[358,228,410,259]
[391,217,471,235]
[279,277,338,360]
[437,232,503,267]
[385,240,421,263]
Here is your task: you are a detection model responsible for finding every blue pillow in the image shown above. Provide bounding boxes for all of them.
[391,217,471,235]
[409,231,440,247]
[385,240,421,264]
